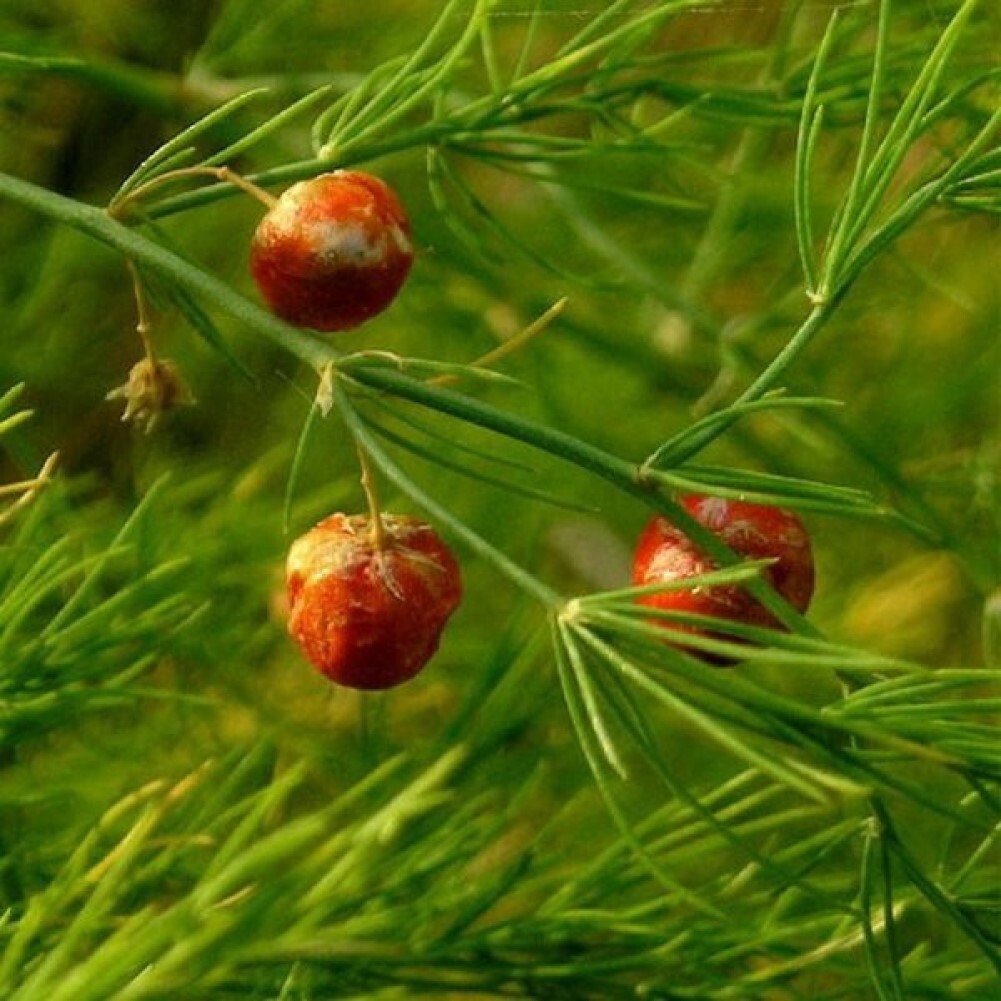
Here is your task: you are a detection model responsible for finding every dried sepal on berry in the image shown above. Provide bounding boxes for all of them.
[250,171,414,332]
[285,513,462,690]
[632,494,815,659]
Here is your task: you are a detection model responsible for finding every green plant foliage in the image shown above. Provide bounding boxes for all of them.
[0,0,998,997]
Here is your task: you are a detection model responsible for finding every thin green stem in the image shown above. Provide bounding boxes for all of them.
[0,169,819,635]
[859,821,896,1001]
[821,0,983,292]
[335,380,563,610]
[0,171,330,371]
[652,302,837,467]
[341,358,638,487]
[819,0,890,296]
[324,0,490,156]
[342,360,821,636]
[872,800,1001,973]
[793,9,840,296]
[736,302,835,404]
[112,87,269,203]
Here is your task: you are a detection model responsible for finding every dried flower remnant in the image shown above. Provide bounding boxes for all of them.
[107,357,194,433]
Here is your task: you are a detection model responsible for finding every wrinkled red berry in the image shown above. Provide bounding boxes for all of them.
[632,494,814,651]
[250,171,413,332]
[286,513,461,690]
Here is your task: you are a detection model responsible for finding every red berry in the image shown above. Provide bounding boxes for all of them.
[250,171,413,332]
[632,494,814,651]
[286,513,461,690]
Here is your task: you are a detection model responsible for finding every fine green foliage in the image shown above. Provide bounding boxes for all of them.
[0,478,197,746]
[0,0,998,998]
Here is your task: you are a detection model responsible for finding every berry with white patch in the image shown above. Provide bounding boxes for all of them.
[286,513,461,690]
[632,494,814,652]
[250,171,413,331]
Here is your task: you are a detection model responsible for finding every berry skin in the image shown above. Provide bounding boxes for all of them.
[250,171,413,332]
[286,513,461,690]
[632,494,815,650]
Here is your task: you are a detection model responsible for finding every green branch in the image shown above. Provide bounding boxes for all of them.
[0,171,330,371]
[0,170,819,636]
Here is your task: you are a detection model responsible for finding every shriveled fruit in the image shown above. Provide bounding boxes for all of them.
[632,494,814,654]
[286,513,461,690]
[250,171,413,332]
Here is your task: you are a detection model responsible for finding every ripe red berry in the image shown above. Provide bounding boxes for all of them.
[632,494,814,650]
[285,513,461,690]
[250,171,413,332]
